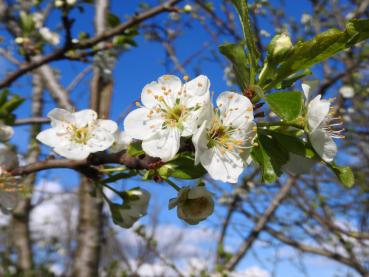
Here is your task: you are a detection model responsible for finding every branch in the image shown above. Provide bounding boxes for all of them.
[11,151,161,179]
[224,177,295,271]
[0,0,183,89]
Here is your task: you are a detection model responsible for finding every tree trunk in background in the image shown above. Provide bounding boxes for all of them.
[11,73,43,275]
[71,0,112,276]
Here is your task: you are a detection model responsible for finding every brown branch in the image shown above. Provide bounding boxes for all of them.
[14,117,50,126]
[11,151,160,178]
[0,0,183,89]
[224,177,295,271]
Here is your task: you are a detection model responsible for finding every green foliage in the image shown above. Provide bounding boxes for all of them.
[328,163,355,188]
[252,134,290,183]
[265,91,303,121]
[19,12,35,35]
[0,90,24,125]
[230,0,260,80]
[158,152,207,179]
[107,13,121,28]
[127,141,145,157]
[219,42,249,91]
[264,19,369,90]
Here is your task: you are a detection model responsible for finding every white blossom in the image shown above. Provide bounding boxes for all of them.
[110,131,132,153]
[169,185,214,225]
[0,121,14,142]
[36,108,117,160]
[339,85,355,98]
[116,188,150,228]
[124,75,211,162]
[33,12,44,29]
[260,29,271,38]
[301,13,312,24]
[192,92,256,183]
[302,83,341,163]
[40,27,60,45]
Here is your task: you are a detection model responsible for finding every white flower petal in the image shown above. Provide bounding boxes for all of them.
[157,75,182,107]
[181,92,212,136]
[339,86,354,98]
[96,119,118,134]
[110,131,132,153]
[217,91,254,128]
[0,124,14,141]
[72,109,97,127]
[124,108,164,140]
[307,95,330,132]
[200,147,244,183]
[302,83,311,102]
[36,128,63,148]
[192,121,209,165]
[86,129,115,152]
[142,127,180,161]
[141,81,164,108]
[309,128,337,162]
[183,75,210,97]
[54,144,90,160]
[48,108,74,128]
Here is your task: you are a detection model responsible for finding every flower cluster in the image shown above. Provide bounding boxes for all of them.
[124,75,256,183]
[34,75,346,227]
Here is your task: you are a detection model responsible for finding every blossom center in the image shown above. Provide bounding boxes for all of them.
[68,125,91,144]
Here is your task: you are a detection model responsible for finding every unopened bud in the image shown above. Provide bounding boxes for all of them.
[267,33,293,64]
[183,4,192,13]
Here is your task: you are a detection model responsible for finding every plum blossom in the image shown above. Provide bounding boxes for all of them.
[113,188,150,228]
[192,92,256,183]
[124,75,211,162]
[339,85,355,98]
[40,27,60,45]
[110,131,132,153]
[36,108,117,160]
[169,185,214,225]
[303,83,342,163]
[0,121,14,142]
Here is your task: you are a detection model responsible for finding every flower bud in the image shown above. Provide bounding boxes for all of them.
[267,33,293,64]
[15,37,25,44]
[112,188,150,228]
[183,4,192,13]
[0,122,14,142]
[169,185,214,225]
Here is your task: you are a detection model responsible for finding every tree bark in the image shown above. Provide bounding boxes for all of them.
[71,1,112,276]
[11,73,43,275]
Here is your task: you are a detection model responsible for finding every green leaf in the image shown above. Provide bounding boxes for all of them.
[329,164,355,188]
[266,91,303,121]
[19,12,35,35]
[219,42,249,91]
[102,171,136,183]
[158,152,206,179]
[107,13,121,28]
[1,95,24,113]
[265,19,369,90]
[251,135,289,183]
[0,90,9,107]
[230,0,260,80]
[127,141,144,157]
[278,69,312,89]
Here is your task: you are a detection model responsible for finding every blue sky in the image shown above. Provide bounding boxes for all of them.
[0,0,361,276]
